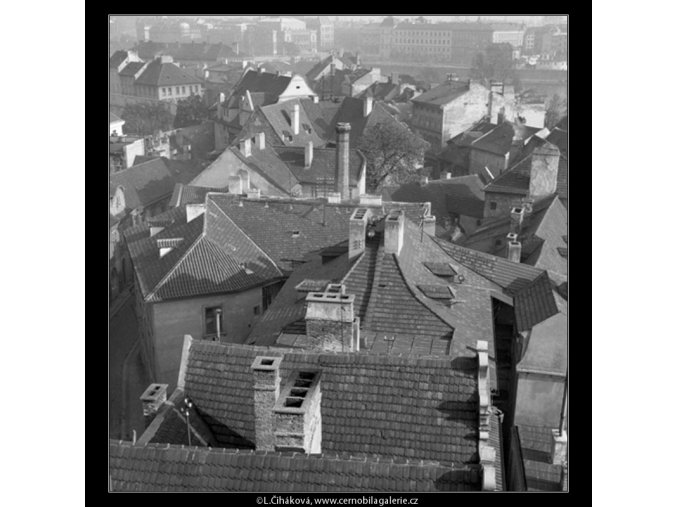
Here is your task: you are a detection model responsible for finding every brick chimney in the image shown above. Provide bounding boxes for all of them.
[273,370,322,454]
[292,103,300,135]
[238,169,251,193]
[349,208,370,261]
[140,383,168,428]
[305,284,360,352]
[363,95,373,117]
[335,123,351,201]
[304,141,313,168]
[529,143,560,198]
[256,132,265,150]
[384,210,404,256]
[228,174,243,195]
[251,355,282,451]
[186,203,205,223]
[508,240,522,263]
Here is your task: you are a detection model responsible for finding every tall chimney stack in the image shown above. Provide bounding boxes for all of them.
[251,356,282,451]
[335,123,351,201]
[292,103,300,135]
[304,141,313,168]
[363,95,373,117]
[384,210,405,256]
[305,284,360,352]
[140,383,168,428]
[510,207,524,233]
[349,208,370,261]
[508,240,522,263]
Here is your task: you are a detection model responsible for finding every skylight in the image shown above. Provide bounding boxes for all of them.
[423,262,456,277]
[418,285,455,300]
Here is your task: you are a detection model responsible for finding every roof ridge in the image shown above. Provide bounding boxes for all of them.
[146,230,205,301]
[210,196,285,278]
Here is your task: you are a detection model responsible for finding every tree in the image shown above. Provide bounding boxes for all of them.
[357,121,430,193]
[121,102,174,136]
[545,94,568,129]
[173,95,210,129]
[471,43,515,83]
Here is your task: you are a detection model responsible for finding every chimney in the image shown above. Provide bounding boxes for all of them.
[240,138,252,157]
[228,174,243,195]
[521,196,534,214]
[335,123,351,201]
[140,383,168,428]
[529,143,560,198]
[384,210,404,256]
[550,429,568,465]
[510,207,524,232]
[256,131,266,150]
[363,95,373,116]
[186,203,205,223]
[273,369,322,454]
[305,284,360,352]
[422,215,436,236]
[508,241,522,263]
[312,95,319,104]
[349,208,370,261]
[238,169,251,192]
[304,141,314,168]
[251,355,282,451]
[292,104,300,135]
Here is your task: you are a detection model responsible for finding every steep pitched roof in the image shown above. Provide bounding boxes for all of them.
[518,425,565,491]
[109,440,481,492]
[109,158,177,211]
[169,183,226,208]
[124,199,283,302]
[274,146,364,185]
[165,340,481,465]
[357,82,399,101]
[330,97,407,143]
[109,50,128,69]
[412,81,470,107]
[135,59,202,87]
[231,69,292,104]
[118,61,145,77]
[471,122,539,156]
[513,271,560,333]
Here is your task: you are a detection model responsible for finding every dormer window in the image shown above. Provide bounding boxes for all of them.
[291,230,301,239]
[417,284,455,300]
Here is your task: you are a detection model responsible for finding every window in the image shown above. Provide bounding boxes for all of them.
[168,87,172,95]
[204,306,223,336]
[162,87,166,96]
[253,305,261,315]
[182,86,186,94]
[490,202,497,210]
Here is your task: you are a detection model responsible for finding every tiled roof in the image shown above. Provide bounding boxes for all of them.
[125,199,283,302]
[135,59,202,87]
[330,97,407,143]
[412,81,470,107]
[306,56,335,82]
[513,271,560,333]
[226,144,300,196]
[178,341,481,465]
[169,184,226,208]
[109,158,177,211]
[118,61,145,77]
[255,98,330,148]
[109,440,481,492]
[207,194,353,272]
[483,156,531,195]
[471,122,539,156]
[462,195,567,276]
[433,237,545,294]
[275,146,364,185]
[231,69,292,105]
[109,50,128,69]
[518,425,564,491]
[357,82,399,101]
[389,175,485,219]
[300,100,343,142]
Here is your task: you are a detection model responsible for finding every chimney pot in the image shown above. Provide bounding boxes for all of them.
[241,138,252,157]
[304,141,314,168]
[384,210,405,256]
[335,123,351,201]
[349,207,371,261]
[273,370,322,454]
[256,131,266,150]
[510,207,524,232]
[292,104,300,135]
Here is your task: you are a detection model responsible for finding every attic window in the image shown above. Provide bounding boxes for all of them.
[423,262,456,278]
[418,284,455,300]
[291,230,301,238]
[282,130,293,142]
